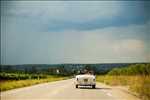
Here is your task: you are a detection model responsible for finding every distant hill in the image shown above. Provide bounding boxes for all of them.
[1,63,149,75]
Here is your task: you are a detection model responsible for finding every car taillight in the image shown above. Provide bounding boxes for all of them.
[93,78,95,81]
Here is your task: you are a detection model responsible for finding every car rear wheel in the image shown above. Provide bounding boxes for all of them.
[76,85,78,88]
[92,85,95,89]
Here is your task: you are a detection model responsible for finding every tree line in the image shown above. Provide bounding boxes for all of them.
[108,64,150,75]
[1,63,149,80]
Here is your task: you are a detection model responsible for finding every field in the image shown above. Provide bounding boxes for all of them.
[0,73,69,91]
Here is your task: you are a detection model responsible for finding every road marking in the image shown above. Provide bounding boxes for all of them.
[50,85,67,95]
[106,92,112,97]
[101,90,107,93]
[101,89,113,97]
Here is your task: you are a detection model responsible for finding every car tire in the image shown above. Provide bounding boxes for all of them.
[92,85,95,89]
[76,85,78,88]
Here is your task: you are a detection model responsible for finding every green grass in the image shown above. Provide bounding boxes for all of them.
[96,75,150,100]
[0,76,69,91]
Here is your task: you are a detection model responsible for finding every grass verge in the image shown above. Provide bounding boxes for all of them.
[96,75,150,100]
[0,76,69,91]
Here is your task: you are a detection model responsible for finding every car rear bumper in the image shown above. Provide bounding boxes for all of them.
[76,82,96,86]
[75,81,96,86]
[77,84,95,86]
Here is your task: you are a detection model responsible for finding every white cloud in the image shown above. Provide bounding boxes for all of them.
[58,22,149,63]
[2,19,149,64]
[112,39,145,56]
[1,22,149,64]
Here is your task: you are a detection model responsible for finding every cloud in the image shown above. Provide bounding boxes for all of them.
[2,1,149,32]
[112,39,145,56]
[1,1,150,64]
[1,18,149,64]
[59,22,149,63]
[29,22,148,64]
[2,1,121,22]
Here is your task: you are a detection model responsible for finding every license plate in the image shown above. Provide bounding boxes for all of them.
[84,79,88,82]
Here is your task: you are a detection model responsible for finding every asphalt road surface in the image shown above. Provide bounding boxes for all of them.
[1,79,141,100]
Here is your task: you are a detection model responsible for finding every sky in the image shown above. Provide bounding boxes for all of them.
[1,1,150,65]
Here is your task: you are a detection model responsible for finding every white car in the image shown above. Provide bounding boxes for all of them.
[75,74,96,88]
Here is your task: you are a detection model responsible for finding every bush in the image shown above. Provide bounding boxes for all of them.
[108,64,150,76]
[0,72,48,80]
[97,75,150,100]
[130,76,150,100]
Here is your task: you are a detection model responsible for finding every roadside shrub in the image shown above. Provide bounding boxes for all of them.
[0,72,48,80]
[108,64,150,76]
[130,75,150,100]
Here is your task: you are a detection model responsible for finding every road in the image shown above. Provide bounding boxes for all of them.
[1,79,140,100]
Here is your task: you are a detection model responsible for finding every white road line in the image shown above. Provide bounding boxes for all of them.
[101,90,107,93]
[106,92,113,97]
[101,89,113,97]
[50,85,68,96]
